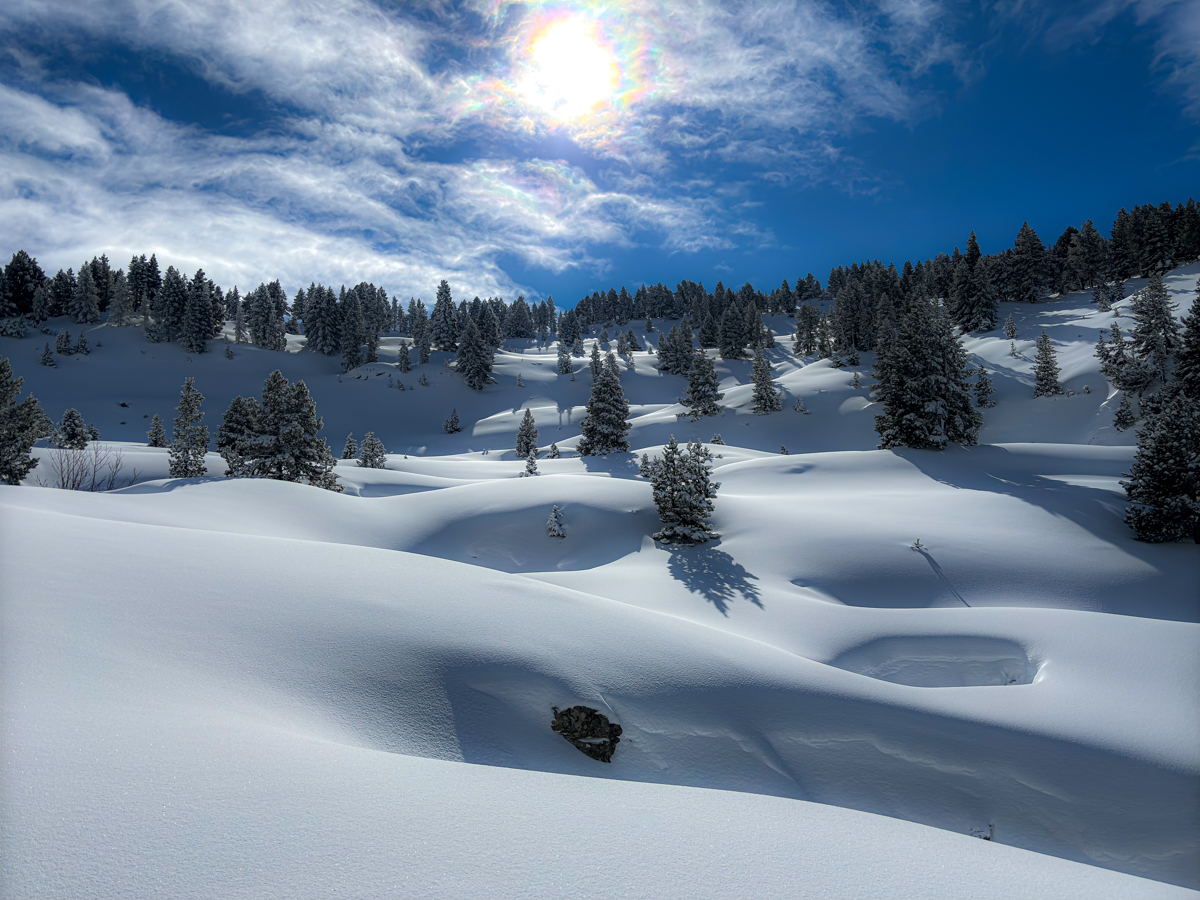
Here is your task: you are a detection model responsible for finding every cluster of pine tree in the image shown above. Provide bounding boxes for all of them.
[642,436,721,544]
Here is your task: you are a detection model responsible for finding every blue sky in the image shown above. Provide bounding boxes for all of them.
[1,0,1197,308]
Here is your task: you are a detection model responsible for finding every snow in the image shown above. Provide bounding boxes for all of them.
[2,267,1198,898]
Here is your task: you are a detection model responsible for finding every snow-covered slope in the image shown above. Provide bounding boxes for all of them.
[2,266,1198,898]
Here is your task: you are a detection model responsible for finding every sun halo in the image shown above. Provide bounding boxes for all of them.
[519,17,619,121]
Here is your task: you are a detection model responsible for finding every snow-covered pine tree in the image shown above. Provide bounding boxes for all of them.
[557,342,573,375]
[1097,322,1151,396]
[794,304,819,356]
[718,304,747,359]
[617,331,628,356]
[547,442,560,458]
[1114,394,1136,431]
[625,327,642,351]
[975,365,996,407]
[224,341,233,360]
[650,436,720,544]
[339,287,363,372]
[342,433,358,459]
[242,371,340,490]
[1011,222,1049,303]
[54,408,90,450]
[75,332,89,355]
[589,343,602,379]
[215,396,261,476]
[1122,390,1200,542]
[357,432,387,468]
[168,378,209,478]
[181,269,212,354]
[678,351,724,420]
[69,263,100,324]
[478,303,502,348]
[1177,287,1200,399]
[1033,330,1063,397]
[146,413,167,447]
[393,337,410,372]
[572,334,585,357]
[39,343,55,367]
[1003,313,1017,341]
[521,449,539,477]
[0,356,52,483]
[108,271,132,326]
[1093,280,1113,312]
[577,354,630,456]
[233,291,248,345]
[55,328,72,355]
[547,504,565,538]
[751,348,781,413]
[158,265,189,343]
[516,408,538,458]
[443,409,461,433]
[430,281,458,351]
[874,299,982,449]
[1129,272,1181,383]
[780,445,789,454]
[455,316,495,390]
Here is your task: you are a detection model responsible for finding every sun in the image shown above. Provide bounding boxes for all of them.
[519,17,619,121]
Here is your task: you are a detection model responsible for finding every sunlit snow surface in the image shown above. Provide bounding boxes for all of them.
[2,266,1198,898]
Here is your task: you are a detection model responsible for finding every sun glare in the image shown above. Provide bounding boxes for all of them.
[519,17,619,120]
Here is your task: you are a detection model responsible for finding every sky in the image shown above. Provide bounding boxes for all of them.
[1,0,1198,309]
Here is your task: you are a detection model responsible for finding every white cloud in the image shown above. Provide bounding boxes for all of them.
[0,0,974,292]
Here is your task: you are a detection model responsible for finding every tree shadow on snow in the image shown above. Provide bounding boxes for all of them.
[896,445,1199,622]
[665,543,763,616]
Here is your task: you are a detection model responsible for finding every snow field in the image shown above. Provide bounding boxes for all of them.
[2,265,1198,897]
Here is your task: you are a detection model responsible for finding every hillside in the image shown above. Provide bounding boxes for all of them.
[1,265,1198,898]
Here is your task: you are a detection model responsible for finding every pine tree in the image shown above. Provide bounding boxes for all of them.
[589,343,602,379]
[357,432,387,468]
[557,342,573,375]
[1114,394,1136,432]
[181,269,212,354]
[443,409,461,433]
[478,303,502,348]
[168,377,209,478]
[1011,222,1049,303]
[547,442,560,459]
[0,356,52,483]
[240,371,340,490]
[215,396,261,476]
[146,413,168,447]
[521,449,539,476]
[1033,330,1063,397]
[718,304,746,359]
[951,230,998,332]
[1122,391,1200,542]
[572,334,585,357]
[455,316,495,390]
[750,348,781,413]
[430,281,458,351]
[397,339,412,372]
[650,436,720,544]
[342,433,358,459]
[678,351,724,420]
[547,504,565,538]
[974,365,996,407]
[53,408,90,449]
[577,355,630,456]
[339,288,363,372]
[224,342,233,360]
[75,332,89,355]
[233,292,248,344]
[1003,314,1017,341]
[69,264,101,324]
[158,265,188,343]
[516,408,539,458]
[39,343,55,367]
[55,328,72,355]
[794,304,819,355]
[874,299,982,449]
[1129,272,1181,383]
[108,271,132,326]
[1177,287,1200,399]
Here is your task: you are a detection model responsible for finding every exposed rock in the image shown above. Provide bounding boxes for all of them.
[551,705,622,763]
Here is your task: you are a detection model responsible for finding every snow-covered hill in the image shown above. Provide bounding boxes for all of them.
[2,266,1197,898]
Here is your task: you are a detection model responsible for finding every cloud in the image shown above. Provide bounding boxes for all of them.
[0,0,972,295]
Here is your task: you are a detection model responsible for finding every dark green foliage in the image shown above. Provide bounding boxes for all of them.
[750,348,780,413]
[342,433,358,459]
[1033,330,1063,397]
[455,316,495,390]
[678,351,723,420]
[4,251,46,316]
[169,378,209,478]
[215,397,261,475]
[649,435,720,544]
[578,355,630,456]
[69,264,100,324]
[1177,287,1200,399]
[443,409,461,433]
[516,408,538,458]
[357,432,387,468]
[146,413,168,447]
[0,357,53,483]
[1123,391,1200,542]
